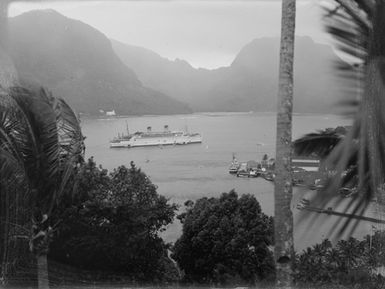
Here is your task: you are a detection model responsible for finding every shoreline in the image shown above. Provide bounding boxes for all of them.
[80,111,346,121]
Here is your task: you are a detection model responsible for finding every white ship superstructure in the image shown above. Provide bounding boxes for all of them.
[110,125,202,148]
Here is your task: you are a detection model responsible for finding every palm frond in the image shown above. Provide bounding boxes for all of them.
[8,87,60,206]
[0,85,85,273]
[0,148,29,278]
[0,149,27,190]
[298,115,365,238]
[0,103,26,168]
[48,98,84,213]
[336,0,371,30]
[298,0,385,238]
[323,0,370,112]
[0,86,84,216]
[354,0,375,18]
[55,97,84,157]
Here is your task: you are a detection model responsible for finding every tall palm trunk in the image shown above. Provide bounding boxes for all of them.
[362,2,385,228]
[37,254,49,289]
[0,184,10,285]
[31,215,52,289]
[274,0,296,287]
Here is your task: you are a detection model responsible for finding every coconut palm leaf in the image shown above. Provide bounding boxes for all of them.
[0,145,29,279]
[323,0,369,113]
[7,87,61,209]
[0,85,84,244]
[32,88,85,213]
[298,0,385,238]
[55,96,84,160]
[0,149,27,190]
[0,101,27,171]
[0,85,85,285]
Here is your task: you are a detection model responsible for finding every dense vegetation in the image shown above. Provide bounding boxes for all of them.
[49,158,179,283]
[3,0,385,287]
[294,232,385,288]
[0,86,85,288]
[1,87,384,288]
[172,191,275,285]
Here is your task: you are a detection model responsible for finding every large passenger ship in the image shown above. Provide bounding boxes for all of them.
[110,125,202,148]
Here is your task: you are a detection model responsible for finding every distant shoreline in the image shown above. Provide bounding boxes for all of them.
[79,111,345,121]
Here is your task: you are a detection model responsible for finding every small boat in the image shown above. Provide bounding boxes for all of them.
[236,166,259,178]
[229,154,240,174]
[236,162,248,177]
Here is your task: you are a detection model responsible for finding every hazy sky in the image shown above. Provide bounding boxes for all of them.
[9,0,333,69]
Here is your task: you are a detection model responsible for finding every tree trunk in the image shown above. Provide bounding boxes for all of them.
[37,254,49,289]
[274,0,296,287]
[0,184,10,285]
[31,224,52,289]
[363,3,385,231]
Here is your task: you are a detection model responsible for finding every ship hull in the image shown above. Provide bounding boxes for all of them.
[110,134,202,148]
[110,141,131,148]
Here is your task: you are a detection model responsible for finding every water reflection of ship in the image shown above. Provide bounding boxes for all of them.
[110,124,202,148]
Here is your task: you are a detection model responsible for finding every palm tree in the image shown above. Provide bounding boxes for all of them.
[274,0,296,286]
[293,127,360,191]
[295,0,385,238]
[0,86,84,288]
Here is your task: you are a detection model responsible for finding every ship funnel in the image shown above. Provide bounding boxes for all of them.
[164,125,169,132]
[147,126,152,133]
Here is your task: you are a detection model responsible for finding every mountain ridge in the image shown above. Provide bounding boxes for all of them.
[7,9,347,115]
[112,36,346,113]
[8,10,192,116]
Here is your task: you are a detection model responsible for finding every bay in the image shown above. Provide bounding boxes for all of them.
[81,112,372,250]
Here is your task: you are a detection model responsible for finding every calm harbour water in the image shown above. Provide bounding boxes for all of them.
[81,112,372,250]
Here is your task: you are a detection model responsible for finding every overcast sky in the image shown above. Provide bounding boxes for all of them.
[9,0,333,69]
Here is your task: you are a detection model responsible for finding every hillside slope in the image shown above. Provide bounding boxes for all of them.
[8,10,192,115]
[112,37,345,113]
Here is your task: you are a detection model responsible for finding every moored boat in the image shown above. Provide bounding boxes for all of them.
[236,162,259,178]
[109,121,132,148]
[229,154,240,174]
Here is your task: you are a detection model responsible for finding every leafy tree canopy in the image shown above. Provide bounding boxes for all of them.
[294,232,385,287]
[172,190,275,285]
[49,158,179,282]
